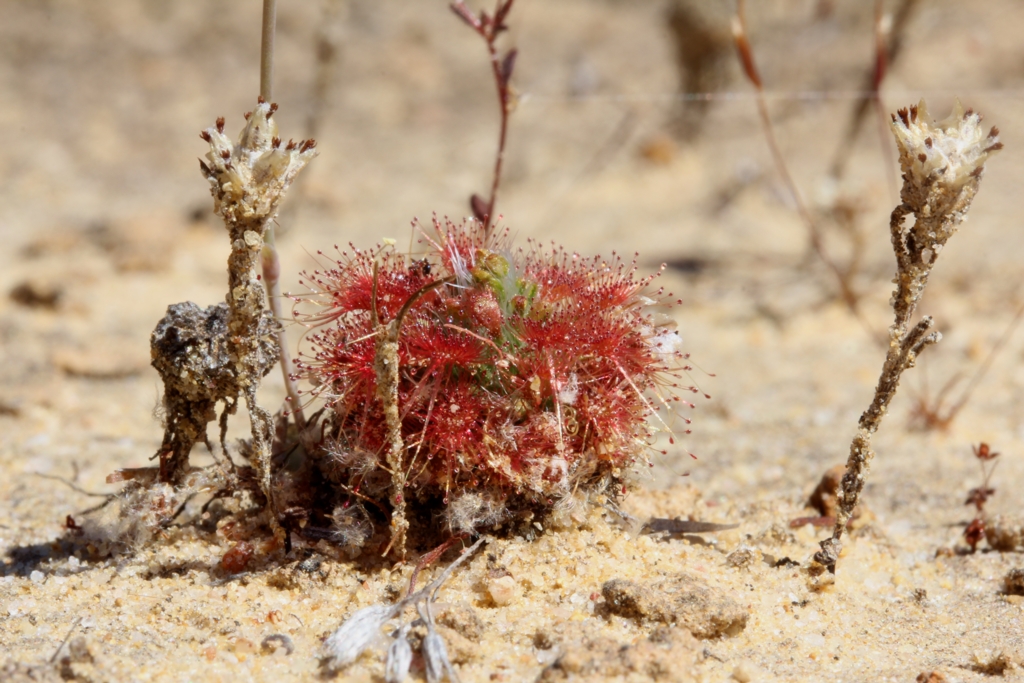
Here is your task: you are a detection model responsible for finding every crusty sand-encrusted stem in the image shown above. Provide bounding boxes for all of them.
[192,100,316,540]
[376,319,409,557]
[225,209,279,537]
[814,101,1001,574]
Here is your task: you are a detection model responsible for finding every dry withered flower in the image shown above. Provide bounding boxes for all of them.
[146,98,316,545]
[814,101,1002,574]
[321,538,486,677]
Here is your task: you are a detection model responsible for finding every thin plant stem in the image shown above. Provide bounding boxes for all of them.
[49,618,83,664]
[451,0,517,237]
[263,230,307,430]
[407,534,469,596]
[920,298,1024,429]
[259,0,306,431]
[484,29,511,237]
[830,0,918,194]
[870,0,899,207]
[830,0,903,208]
[733,0,865,323]
[32,472,114,499]
[261,0,277,102]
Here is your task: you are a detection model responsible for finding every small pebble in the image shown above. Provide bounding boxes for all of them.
[732,660,761,682]
[726,547,757,568]
[487,575,518,606]
[262,634,295,656]
[29,571,44,583]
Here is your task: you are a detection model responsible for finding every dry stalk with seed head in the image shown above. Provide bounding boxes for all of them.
[813,100,1002,574]
[195,102,317,539]
[146,0,313,549]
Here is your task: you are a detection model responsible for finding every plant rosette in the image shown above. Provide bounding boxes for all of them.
[294,216,697,544]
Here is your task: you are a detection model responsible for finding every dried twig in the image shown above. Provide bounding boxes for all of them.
[376,273,457,558]
[910,298,1024,430]
[31,473,113,500]
[49,617,83,664]
[830,0,920,191]
[262,230,306,432]
[322,537,486,678]
[731,0,865,320]
[813,101,1002,574]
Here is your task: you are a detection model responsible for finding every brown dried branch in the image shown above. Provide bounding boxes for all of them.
[911,299,1024,431]
[731,0,865,320]
[830,0,920,187]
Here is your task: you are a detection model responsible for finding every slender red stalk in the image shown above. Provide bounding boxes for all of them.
[451,0,517,237]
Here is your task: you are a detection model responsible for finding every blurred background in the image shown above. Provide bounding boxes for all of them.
[2,0,1023,526]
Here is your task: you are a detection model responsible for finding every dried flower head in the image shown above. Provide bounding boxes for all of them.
[295,217,695,544]
[199,98,318,225]
[891,100,1001,200]
[890,101,1002,270]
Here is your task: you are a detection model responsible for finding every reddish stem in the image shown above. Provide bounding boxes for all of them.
[733,0,866,324]
[407,534,469,596]
[484,42,511,237]
[451,0,516,237]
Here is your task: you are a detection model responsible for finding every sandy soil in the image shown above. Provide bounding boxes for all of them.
[1,1,1023,681]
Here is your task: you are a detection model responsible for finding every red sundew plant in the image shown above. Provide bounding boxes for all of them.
[293,216,698,554]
